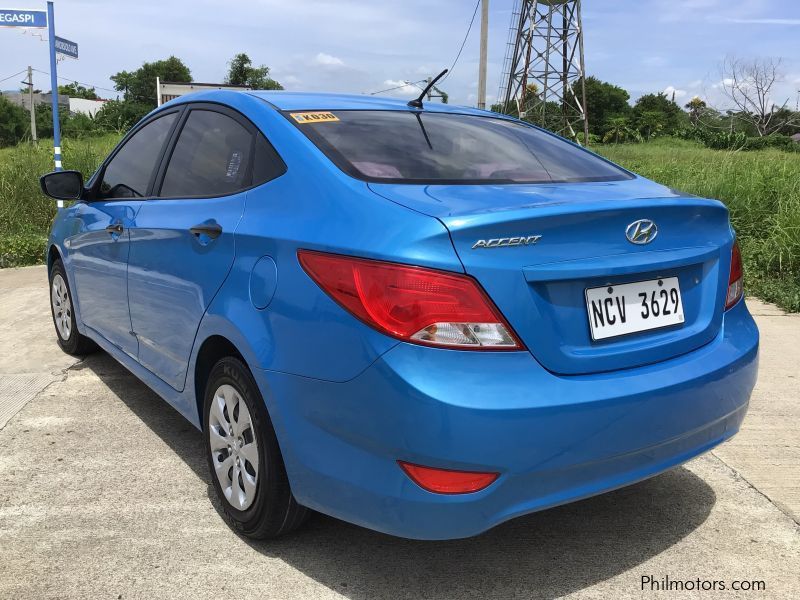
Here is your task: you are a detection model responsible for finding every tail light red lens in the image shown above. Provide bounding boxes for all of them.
[725,241,744,310]
[297,250,522,350]
[398,461,499,494]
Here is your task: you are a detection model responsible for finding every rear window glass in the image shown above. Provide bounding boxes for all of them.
[161,109,253,197]
[286,110,631,184]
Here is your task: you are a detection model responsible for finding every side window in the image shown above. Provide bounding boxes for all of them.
[253,133,287,186]
[97,112,177,199]
[160,110,254,197]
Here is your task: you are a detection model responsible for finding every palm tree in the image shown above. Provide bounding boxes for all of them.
[603,116,636,144]
[685,96,707,126]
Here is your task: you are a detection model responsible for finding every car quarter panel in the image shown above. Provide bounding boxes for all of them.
[194,99,464,382]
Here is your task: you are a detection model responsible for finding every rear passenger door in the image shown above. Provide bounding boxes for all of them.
[126,104,285,390]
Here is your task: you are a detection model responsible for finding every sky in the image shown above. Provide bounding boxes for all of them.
[1,0,799,111]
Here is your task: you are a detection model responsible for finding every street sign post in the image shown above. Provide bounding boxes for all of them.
[0,8,46,27]
[46,1,62,196]
[1,3,69,200]
[54,35,77,58]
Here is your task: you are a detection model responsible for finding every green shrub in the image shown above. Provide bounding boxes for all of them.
[0,96,29,147]
[61,112,104,138]
[676,128,799,152]
[33,105,107,140]
[0,232,47,268]
[94,100,152,133]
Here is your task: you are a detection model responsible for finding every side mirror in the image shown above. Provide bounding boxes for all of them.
[40,170,84,201]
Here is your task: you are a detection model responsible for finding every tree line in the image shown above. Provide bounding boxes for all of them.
[0,53,281,146]
[492,57,799,151]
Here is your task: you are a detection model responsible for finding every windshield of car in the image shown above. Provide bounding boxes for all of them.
[285,110,632,184]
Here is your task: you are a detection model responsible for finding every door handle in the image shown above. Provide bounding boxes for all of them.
[190,223,223,239]
[105,223,124,235]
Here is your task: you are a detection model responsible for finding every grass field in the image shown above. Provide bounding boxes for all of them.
[1,135,798,311]
[0,135,120,268]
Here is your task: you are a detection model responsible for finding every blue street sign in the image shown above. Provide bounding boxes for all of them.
[0,8,47,28]
[54,35,77,58]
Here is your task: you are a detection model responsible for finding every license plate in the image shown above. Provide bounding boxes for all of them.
[585,277,684,341]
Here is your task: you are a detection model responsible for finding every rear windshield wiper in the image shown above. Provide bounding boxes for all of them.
[414,113,433,150]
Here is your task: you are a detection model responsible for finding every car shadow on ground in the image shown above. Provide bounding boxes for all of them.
[84,351,716,600]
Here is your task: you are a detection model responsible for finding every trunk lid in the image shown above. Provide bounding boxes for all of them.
[369,178,733,375]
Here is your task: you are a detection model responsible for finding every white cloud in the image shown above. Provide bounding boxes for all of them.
[314,53,345,67]
[381,79,420,97]
[663,85,687,100]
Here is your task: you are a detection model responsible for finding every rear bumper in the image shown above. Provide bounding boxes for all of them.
[253,299,759,540]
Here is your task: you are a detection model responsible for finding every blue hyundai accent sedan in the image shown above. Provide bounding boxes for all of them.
[40,90,759,540]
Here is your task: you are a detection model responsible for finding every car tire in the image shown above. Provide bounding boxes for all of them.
[204,356,308,539]
[49,259,98,356]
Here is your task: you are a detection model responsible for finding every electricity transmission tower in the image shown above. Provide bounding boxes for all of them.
[497,0,589,144]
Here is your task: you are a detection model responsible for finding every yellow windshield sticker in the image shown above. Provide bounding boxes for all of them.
[290,112,340,124]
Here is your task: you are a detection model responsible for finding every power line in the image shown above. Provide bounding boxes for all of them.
[440,0,481,84]
[369,78,427,96]
[0,69,27,85]
[31,68,118,95]
[368,0,480,97]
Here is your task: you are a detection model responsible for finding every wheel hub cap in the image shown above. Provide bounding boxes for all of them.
[51,274,72,340]
[208,384,259,510]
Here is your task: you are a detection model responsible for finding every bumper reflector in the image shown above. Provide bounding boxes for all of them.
[398,461,499,494]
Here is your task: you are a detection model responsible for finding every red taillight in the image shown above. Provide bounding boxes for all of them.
[398,461,499,494]
[297,250,522,350]
[725,241,744,310]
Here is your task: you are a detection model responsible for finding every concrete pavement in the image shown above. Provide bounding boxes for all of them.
[1,265,798,599]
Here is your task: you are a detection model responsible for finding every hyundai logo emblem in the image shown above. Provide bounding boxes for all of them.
[626,219,658,245]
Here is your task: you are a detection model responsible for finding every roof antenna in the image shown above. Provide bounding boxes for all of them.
[408,69,448,109]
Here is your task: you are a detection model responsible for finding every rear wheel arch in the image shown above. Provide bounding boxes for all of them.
[194,335,247,429]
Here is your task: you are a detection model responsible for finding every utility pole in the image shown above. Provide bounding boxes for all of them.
[477,0,489,109]
[23,66,37,142]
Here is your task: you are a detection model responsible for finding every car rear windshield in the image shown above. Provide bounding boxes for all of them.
[286,110,632,184]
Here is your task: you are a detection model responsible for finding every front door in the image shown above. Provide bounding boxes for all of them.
[68,201,140,357]
[126,106,258,391]
[69,111,179,357]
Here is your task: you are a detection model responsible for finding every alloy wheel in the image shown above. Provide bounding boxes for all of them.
[208,384,260,510]
[51,274,72,340]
